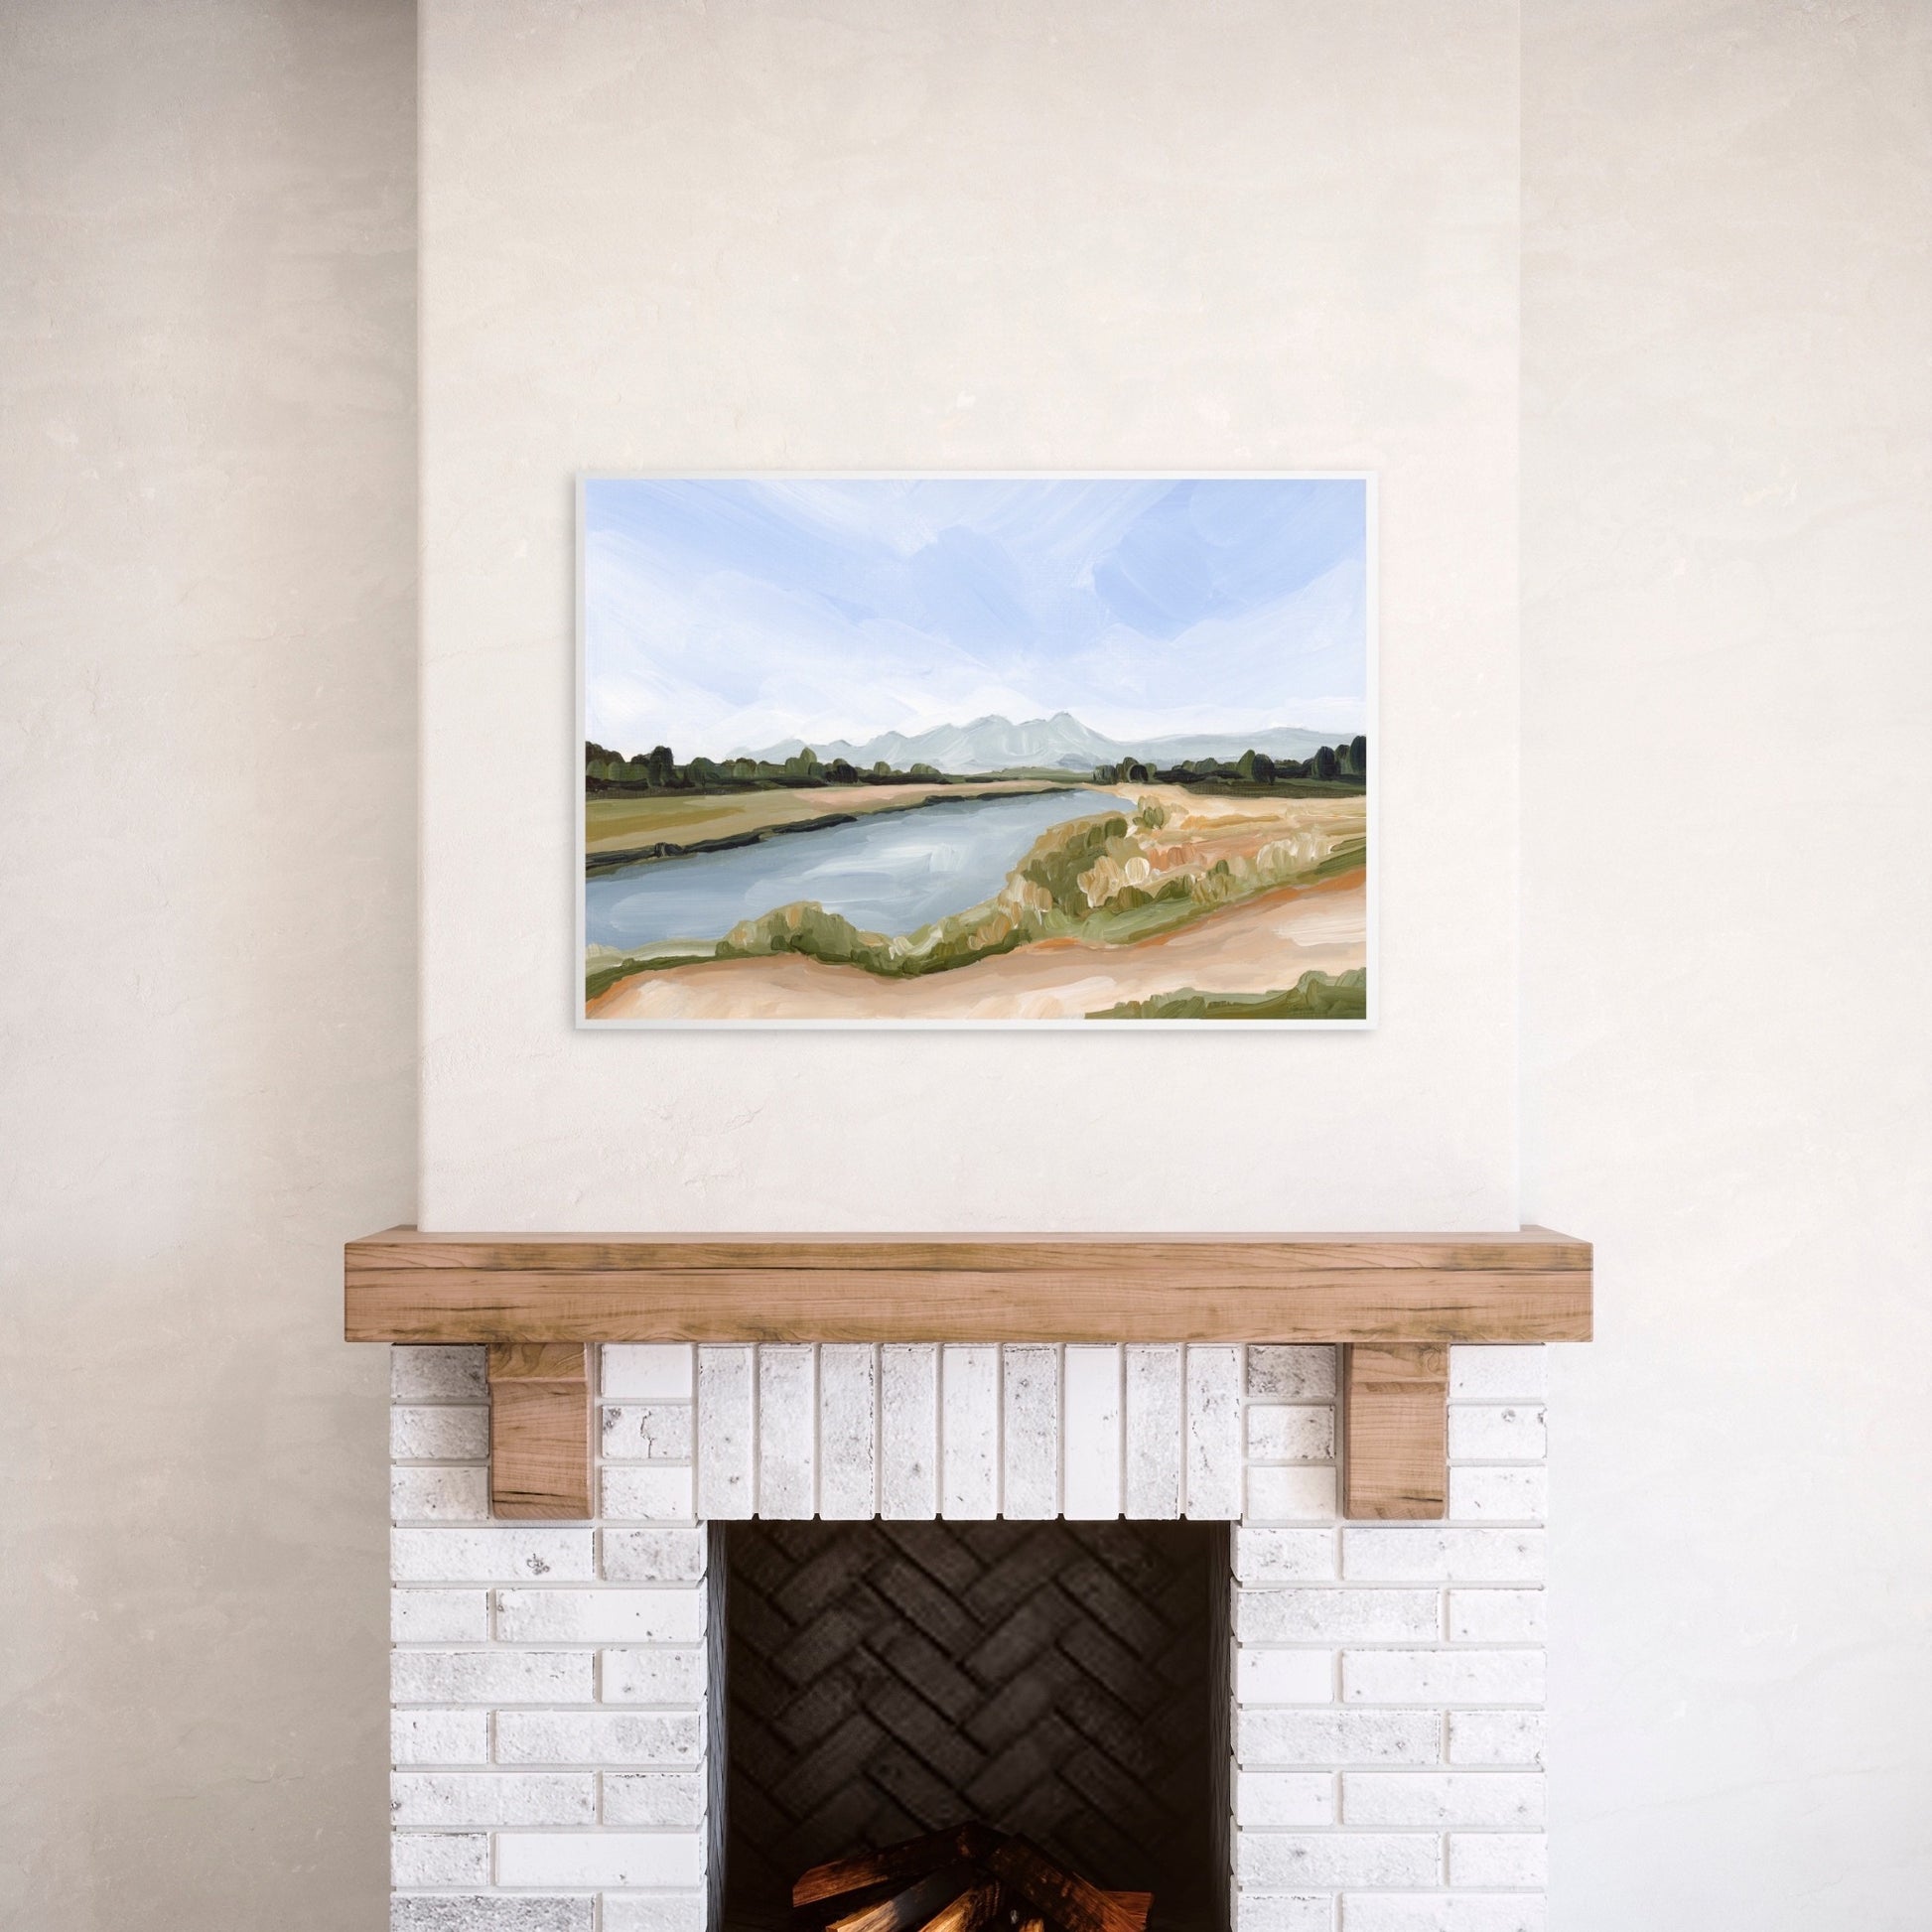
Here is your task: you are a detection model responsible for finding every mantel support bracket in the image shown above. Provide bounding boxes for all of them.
[1340,1342,1449,1519]
[486,1343,593,1518]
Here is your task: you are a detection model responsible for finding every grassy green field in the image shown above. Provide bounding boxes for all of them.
[1086,970,1367,1021]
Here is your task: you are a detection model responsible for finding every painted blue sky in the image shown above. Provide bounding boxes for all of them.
[583,477,1369,758]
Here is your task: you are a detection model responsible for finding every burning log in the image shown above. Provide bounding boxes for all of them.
[827,1867,985,1932]
[792,1827,1151,1932]
[796,1827,1001,1910]
[985,1837,1146,1932]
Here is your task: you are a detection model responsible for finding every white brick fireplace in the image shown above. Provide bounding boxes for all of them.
[388,1340,1550,1932]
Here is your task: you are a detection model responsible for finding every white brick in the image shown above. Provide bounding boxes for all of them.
[383,1328,1559,1932]
[1239,1709,1441,1766]
[391,1832,490,1887]
[880,1344,939,1520]
[392,1588,489,1643]
[1343,1650,1545,1707]
[1448,1712,1546,1767]
[1235,1770,1337,1829]
[390,1771,594,1828]
[696,1345,754,1519]
[391,1650,593,1705]
[1247,1465,1338,1522]
[494,1710,704,1765]
[819,1344,878,1519]
[757,1346,815,1518]
[1062,1345,1123,1521]
[391,1901,591,1932]
[602,1770,706,1827]
[392,1528,594,1585]
[392,1466,490,1524]
[602,1345,694,1399]
[1248,1346,1336,1400]
[391,1346,486,1402]
[601,1647,706,1705]
[1124,1344,1182,1518]
[1447,1405,1546,1462]
[392,1406,491,1461]
[1340,1898,1546,1932]
[1002,1344,1060,1518]
[1238,1832,1438,1889]
[1447,1591,1546,1644]
[602,1464,696,1522]
[941,1344,999,1519]
[1235,1897,1333,1932]
[1448,1833,1548,1887]
[601,1898,709,1932]
[495,1587,704,1644]
[601,1529,706,1584]
[1236,1529,1339,1584]
[1449,1468,1547,1523]
[602,1404,694,1461]
[1236,1648,1335,1705]
[1184,1345,1243,1518]
[1247,1407,1335,1461]
[1239,1588,1438,1644]
[1449,1347,1548,1401]
[1342,1528,1544,1584]
[1342,1772,1544,1828]
[496,1833,703,1888]
[392,1708,490,1765]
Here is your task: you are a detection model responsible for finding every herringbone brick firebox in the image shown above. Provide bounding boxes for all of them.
[722,1518,1229,1932]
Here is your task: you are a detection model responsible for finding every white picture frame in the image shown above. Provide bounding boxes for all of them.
[577,473,1377,1030]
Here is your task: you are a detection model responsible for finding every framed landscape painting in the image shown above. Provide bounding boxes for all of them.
[579,475,1374,1027]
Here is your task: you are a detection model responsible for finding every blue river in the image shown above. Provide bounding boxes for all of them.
[586,787,1132,950]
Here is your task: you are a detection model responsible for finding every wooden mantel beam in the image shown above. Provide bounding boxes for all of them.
[345,1227,1589,1522]
[345,1227,1590,1346]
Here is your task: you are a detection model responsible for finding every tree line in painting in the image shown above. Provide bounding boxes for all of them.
[1092,736,1367,790]
[586,735,1368,796]
[586,742,946,793]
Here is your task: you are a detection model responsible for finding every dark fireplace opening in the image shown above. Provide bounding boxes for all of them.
[714,1517,1231,1932]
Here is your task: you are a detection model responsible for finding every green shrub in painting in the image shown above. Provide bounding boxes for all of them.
[1086,970,1369,1022]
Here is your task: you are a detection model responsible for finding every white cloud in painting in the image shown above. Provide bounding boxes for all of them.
[583,477,1369,759]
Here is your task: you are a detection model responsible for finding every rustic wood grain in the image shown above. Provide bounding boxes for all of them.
[344,1227,1591,1344]
[485,1340,592,1519]
[487,1341,593,1381]
[1342,1342,1449,1520]
[828,1868,976,1932]
[918,1881,1001,1932]
[795,1828,998,1908]
[986,1836,1146,1932]
[352,1226,1589,1272]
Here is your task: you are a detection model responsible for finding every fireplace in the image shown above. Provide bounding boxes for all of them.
[362,1228,1586,1932]
[719,1518,1230,1932]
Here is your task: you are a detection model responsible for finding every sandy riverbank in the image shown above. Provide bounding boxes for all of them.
[586,869,1366,1021]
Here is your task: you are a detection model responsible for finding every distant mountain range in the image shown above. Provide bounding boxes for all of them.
[745,711,1347,775]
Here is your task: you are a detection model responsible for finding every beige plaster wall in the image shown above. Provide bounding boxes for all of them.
[1523,3,1932,1925]
[0,2,416,1925]
[418,0,1525,1235]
